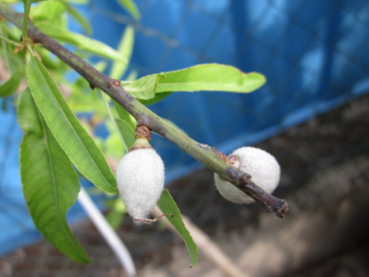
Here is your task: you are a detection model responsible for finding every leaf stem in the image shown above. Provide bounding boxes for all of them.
[0,2,289,218]
[22,0,31,39]
[0,34,21,47]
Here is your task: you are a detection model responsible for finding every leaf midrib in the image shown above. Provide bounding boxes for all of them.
[35,106,81,254]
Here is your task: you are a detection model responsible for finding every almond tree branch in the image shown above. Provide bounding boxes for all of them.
[0,3,288,218]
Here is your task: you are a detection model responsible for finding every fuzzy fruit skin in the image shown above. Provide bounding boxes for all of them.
[116,148,164,222]
[214,147,280,204]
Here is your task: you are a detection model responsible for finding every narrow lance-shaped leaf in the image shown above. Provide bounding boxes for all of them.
[115,117,135,149]
[18,89,89,263]
[139,91,172,105]
[116,0,140,19]
[61,1,92,35]
[113,99,136,130]
[157,189,199,268]
[34,22,127,62]
[122,74,158,100]
[105,199,126,230]
[0,71,21,97]
[30,1,65,22]
[26,55,117,194]
[99,90,134,152]
[0,24,24,74]
[110,25,135,80]
[122,64,266,101]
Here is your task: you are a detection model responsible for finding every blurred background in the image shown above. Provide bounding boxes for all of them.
[1,0,369,276]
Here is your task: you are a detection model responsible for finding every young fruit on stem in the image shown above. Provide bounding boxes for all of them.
[214,146,280,204]
[116,125,165,224]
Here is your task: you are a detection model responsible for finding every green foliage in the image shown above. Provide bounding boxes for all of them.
[110,25,135,79]
[0,0,267,266]
[30,1,66,22]
[68,79,108,115]
[0,23,24,74]
[30,1,124,61]
[114,117,135,149]
[157,189,199,267]
[26,55,117,194]
[0,71,21,97]
[116,0,140,19]
[105,198,126,229]
[18,89,89,263]
[123,74,158,100]
[122,64,266,102]
[60,1,92,34]
[35,22,127,61]
[104,129,125,159]
[113,99,136,130]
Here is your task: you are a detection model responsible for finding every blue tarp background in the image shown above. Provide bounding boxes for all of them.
[1,0,369,256]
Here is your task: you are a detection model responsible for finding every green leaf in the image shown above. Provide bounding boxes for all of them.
[61,1,92,35]
[0,0,18,3]
[123,74,158,99]
[26,55,117,194]
[21,0,48,3]
[34,22,127,62]
[99,91,132,152]
[1,22,22,42]
[35,46,60,70]
[115,117,135,149]
[116,0,140,19]
[104,131,124,159]
[126,70,138,81]
[113,100,136,130]
[18,89,89,264]
[110,25,135,79]
[157,189,199,268]
[0,71,21,97]
[123,64,266,101]
[30,1,66,22]
[157,64,266,92]
[63,0,88,4]
[1,23,24,74]
[139,91,172,105]
[68,80,107,115]
[105,198,126,230]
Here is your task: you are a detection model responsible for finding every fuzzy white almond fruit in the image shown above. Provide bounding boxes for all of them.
[214,146,280,204]
[116,148,165,223]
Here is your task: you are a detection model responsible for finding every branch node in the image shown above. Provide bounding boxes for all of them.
[108,79,121,87]
[210,147,228,162]
[135,124,152,141]
[277,200,289,218]
[242,173,252,185]
[228,155,240,169]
